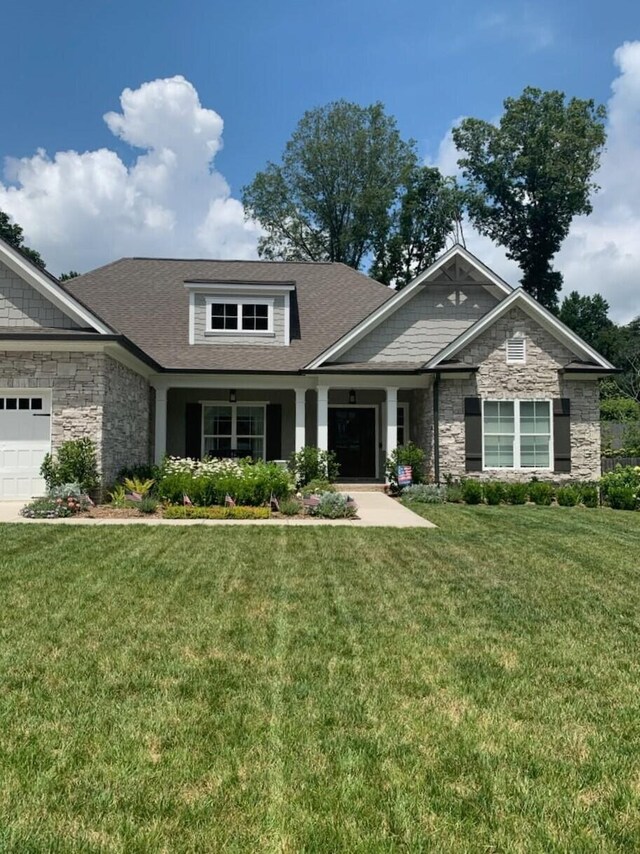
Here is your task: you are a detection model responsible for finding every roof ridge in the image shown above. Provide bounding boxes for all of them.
[129,256,337,265]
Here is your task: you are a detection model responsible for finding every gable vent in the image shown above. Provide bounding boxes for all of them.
[506,337,526,364]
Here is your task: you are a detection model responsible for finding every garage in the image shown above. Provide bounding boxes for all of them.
[0,390,51,500]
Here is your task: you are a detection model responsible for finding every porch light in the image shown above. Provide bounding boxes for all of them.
[349,389,356,405]
[229,389,237,403]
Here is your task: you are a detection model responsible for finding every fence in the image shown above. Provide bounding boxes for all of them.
[601,456,640,473]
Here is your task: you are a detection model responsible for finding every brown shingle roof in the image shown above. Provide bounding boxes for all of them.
[63,258,393,372]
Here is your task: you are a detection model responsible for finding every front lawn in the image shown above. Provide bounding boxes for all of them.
[1,507,639,851]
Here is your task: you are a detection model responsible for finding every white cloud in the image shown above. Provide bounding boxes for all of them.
[0,76,262,274]
[431,41,640,323]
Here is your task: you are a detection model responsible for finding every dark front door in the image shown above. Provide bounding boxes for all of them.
[328,407,376,479]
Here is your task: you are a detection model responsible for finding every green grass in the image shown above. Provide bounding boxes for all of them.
[1,507,639,852]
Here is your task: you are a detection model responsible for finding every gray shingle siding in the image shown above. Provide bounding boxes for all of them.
[337,284,499,364]
[0,260,81,329]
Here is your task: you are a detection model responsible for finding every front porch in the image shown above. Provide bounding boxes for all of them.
[152,375,433,481]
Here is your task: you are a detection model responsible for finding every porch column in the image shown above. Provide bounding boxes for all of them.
[154,386,167,465]
[317,385,329,451]
[386,387,398,460]
[295,388,306,451]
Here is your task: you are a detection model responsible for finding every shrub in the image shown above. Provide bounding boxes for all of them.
[301,478,336,497]
[21,497,74,519]
[163,505,270,520]
[108,485,128,507]
[122,477,155,497]
[528,481,555,506]
[138,497,159,514]
[402,483,447,503]
[461,479,483,505]
[279,497,303,516]
[506,483,528,505]
[288,447,340,486]
[607,486,638,511]
[577,483,599,508]
[41,438,99,493]
[600,397,640,422]
[385,442,426,492]
[556,485,579,507]
[156,458,294,506]
[308,492,357,519]
[483,482,506,505]
[600,465,640,509]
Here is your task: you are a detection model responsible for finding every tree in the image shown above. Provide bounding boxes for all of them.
[0,209,45,268]
[370,166,466,288]
[59,271,80,282]
[558,291,613,349]
[242,100,415,268]
[453,88,607,311]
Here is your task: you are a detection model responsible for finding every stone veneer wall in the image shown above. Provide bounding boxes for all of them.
[437,306,601,481]
[0,350,150,485]
[0,260,80,328]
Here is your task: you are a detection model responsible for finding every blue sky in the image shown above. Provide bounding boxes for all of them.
[1,0,640,318]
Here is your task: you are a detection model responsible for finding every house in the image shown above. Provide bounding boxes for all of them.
[0,238,615,499]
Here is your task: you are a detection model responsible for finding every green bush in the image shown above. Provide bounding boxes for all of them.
[577,483,599,508]
[528,481,555,506]
[308,492,357,519]
[402,483,447,503]
[288,447,339,486]
[279,497,303,516]
[600,397,640,422]
[301,479,336,497]
[600,465,640,510]
[506,483,528,505]
[138,497,159,514]
[607,486,638,511]
[41,438,99,493]
[21,497,74,519]
[461,479,483,505]
[164,505,271,520]
[556,485,579,507]
[385,442,426,492]
[445,482,465,503]
[157,458,294,506]
[483,482,506,505]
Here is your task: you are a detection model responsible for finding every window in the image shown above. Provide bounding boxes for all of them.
[202,404,265,460]
[206,298,273,334]
[506,337,526,364]
[483,400,551,469]
[397,404,409,446]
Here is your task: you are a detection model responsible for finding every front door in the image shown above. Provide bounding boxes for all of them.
[328,407,376,479]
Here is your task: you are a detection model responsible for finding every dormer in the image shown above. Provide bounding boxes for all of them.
[185,280,295,347]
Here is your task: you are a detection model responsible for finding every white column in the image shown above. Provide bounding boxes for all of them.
[316,385,329,451]
[154,386,168,465]
[295,388,306,451]
[386,387,398,459]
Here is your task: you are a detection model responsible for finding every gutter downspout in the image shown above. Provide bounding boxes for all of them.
[433,372,441,485]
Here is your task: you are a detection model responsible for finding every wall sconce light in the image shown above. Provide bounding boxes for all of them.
[229,389,237,403]
[349,389,356,405]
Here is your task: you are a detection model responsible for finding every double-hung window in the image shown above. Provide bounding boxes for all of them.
[202,404,266,460]
[483,400,551,469]
[206,298,273,334]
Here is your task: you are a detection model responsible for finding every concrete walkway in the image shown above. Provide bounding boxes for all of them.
[0,493,434,528]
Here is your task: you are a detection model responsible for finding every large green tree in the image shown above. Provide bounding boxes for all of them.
[558,291,613,350]
[242,101,416,268]
[453,88,607,310]
[0,209,45,268]
[370,166,465,288]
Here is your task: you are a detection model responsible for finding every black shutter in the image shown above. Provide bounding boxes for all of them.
[553,398,571,472]
[185,402,202,459]
[465,397,483,472]
[266,404,282,460]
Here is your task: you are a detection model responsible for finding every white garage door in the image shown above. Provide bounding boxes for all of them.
[0,390,51,499]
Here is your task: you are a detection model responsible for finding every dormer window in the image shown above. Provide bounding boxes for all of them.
[506,336,526,364]
[205,297,274,335]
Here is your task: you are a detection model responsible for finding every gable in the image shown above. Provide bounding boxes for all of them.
[336,282,500,364]
[0,259,81,329]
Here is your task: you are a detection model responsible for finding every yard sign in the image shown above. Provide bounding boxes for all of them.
[397,465,413,487]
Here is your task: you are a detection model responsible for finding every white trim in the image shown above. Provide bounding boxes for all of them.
[328,403,380,479]
[305,245,512,369]
[204,296,274,335]
[317,386,329,451]
[481,398,554,471]
[149,373,427,392]
[294,387,306,451]
[0,238,112,334]
[284,291,291,346]
[200,401,267,461]
[184,282,295,293]
[188,291,195,346]
[425,288,615,371]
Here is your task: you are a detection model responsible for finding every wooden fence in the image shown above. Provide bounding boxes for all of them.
[601,457,640,473]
